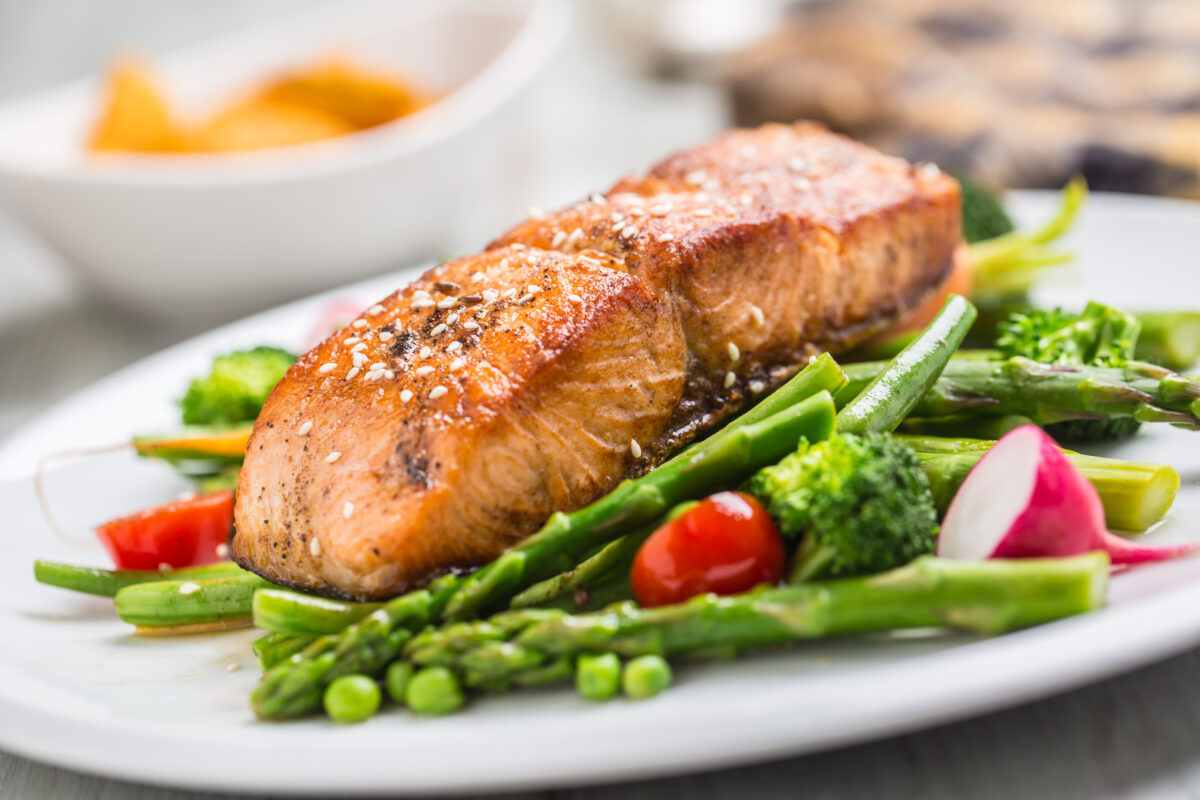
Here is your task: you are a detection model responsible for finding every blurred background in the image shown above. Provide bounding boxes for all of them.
[2,0,1199,433]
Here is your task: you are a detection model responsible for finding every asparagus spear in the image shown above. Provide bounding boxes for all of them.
[405,555,1109,692]
[1135,311,1200,372]
[898,435,1179,532]
[253,589,382,636]
[34,560,244,597]
[837,294,977,434]
[251,391,839,719]
[841,356,1200,429]
[115,573,271,629]
[254,632,315,670]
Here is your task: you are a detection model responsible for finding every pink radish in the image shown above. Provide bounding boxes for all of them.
[938,425,1196,566]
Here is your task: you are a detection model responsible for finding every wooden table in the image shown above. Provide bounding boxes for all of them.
[2,2,1197,797]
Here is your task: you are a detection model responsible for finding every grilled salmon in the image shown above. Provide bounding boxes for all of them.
[233,123,960,599]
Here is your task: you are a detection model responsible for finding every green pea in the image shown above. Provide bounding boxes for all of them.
[323,674,381,723]
[575,653,621,701]
[405,666,465,715]
[622,655,672,700]
[385,662,415,704]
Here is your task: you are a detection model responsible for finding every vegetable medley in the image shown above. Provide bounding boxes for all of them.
[32,179,1200,722]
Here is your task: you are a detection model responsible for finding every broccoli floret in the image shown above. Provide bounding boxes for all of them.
[957,175,1014,244]
[996,301,1140,366]
[180,346,296,425]
[995,301,1142,441]
[746,433,938,583]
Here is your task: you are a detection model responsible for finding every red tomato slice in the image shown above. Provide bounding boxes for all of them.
[631,491,784,607]
[94,490,234,570]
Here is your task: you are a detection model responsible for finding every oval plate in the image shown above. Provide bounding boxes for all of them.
[3,191,1200,795]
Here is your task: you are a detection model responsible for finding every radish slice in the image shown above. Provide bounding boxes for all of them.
[938,425,1197,566]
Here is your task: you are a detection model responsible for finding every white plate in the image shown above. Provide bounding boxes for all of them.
[4,191,1200,795]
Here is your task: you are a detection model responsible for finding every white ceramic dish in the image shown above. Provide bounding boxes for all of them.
[0,0,568,325]
[3,192,1200,795]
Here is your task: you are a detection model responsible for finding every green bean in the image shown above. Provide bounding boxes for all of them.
[34,560,245,598]
[114,573,271,629]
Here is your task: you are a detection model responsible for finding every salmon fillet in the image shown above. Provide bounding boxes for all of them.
[233,123,960,599]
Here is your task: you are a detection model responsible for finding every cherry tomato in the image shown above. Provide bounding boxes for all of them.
[94,490,234,570]
[631,491,784,607]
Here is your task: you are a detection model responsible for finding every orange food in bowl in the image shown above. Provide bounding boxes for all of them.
[88,56,430,155]
[89,62,181,152]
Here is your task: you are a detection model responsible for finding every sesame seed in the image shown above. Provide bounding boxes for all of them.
[502,288,518,299]
[227,663,240,673]
[657,233,675,242]
[310,538,321,557]
[346,367,360,379]
[430,323,448,336]
[788,157,807,172]
[400,389,414,402]
[449,358,466,371]
[437,297,455,309]
[416,365,435,376]
[463,321,480,331]
[610,212,624,223]
[420,345,432,359]
[343,336,361,345]
[695,192,710,203]
[590,192,605,204]
[727,342,741,362]
[693,208,713,217]
[528,206,546,220]
[412,298,435,309]
[568,228,583,243]
[749,380,765,394]
[750,305,765,326]
[725,371,737,388]
[215,543,230,559]
[499,259,510,270]
[919,162,941,179]
[793,178,813,192]
[352,352,368,367]
[459,294,482,305]
[367,304,385,315]
[342,502,354,519]
[414,289,432,299]
[447,341,463,354]
[621,226,638,239]
[808,354,818,364]
[685,170,707,185]
[740,144,757,158]
[179,582,201,596]
[429,386,448,399]
[511,244,527,250]
[630,439,642,458]
[650,202,672,216]
[551,231,567,247]
[471,272,486,282]
[446,313,459,324]
[326,451,342,463]
[297,421,313,436]
[611,221,626,233]
[319,363,336,374]
[352,319,369,329]
[351,342,367,352]
[526,284,542,294]
[384,370,395,380]
[379,331,394,343]
[567,293,583,303]
[370,362,387,370]
[482,289,499,302]
[516,293,535,305]
[434,281,461,294]
[364,368,382,382]
[740,193,752,205]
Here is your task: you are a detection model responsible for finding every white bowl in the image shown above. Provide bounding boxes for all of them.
[0,0,568,324]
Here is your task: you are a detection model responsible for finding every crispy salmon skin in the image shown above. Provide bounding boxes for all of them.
[233,123,959,599]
